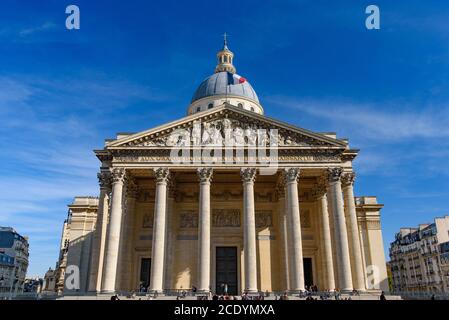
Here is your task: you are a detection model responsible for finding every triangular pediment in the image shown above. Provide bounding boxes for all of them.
[106,103,347,149]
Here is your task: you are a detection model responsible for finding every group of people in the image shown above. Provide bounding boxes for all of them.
[123,282,388,301]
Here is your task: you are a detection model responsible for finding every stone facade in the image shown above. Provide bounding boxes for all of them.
[0,227,29,296]
[59,197,98,293]
[61,41,389,295]
[389,216,449,293]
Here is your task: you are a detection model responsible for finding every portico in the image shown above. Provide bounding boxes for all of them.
[88,163,370,294]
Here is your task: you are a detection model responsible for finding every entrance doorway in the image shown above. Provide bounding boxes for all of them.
[215,247,238,295]
[140,258,151,290]
[303,257,313,287]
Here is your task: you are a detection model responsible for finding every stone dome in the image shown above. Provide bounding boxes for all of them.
[191,71,259,104]
[187,34,264,115]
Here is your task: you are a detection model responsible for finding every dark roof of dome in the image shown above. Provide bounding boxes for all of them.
[191,72,259,103]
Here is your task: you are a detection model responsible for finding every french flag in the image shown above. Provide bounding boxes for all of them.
[228,73,246,85]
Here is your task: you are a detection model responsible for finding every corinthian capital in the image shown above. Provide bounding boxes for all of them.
[327,167,343,183]
[97,171,112,190]
[341,172,356,187]
[313,181,327,199]
[275,173,286,199]
[284,168,300,183]
[240,168,257,183]
[197,168,213,183]
[126,177,138,198]
[153,167,170,183]
[111,168,126,184]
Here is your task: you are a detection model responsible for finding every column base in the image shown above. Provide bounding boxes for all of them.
[243,289,258,294]
[197,289,210,294]
[99,290,116,295]
[147,289,164,295]
[340,288,354,294]
[288,289,306,294]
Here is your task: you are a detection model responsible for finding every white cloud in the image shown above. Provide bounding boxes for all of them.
[19,22,56,36]
[267,96,449,141]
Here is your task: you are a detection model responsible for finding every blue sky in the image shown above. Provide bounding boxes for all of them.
[1,0,449,276]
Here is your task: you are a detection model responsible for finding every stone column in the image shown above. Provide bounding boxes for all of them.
[285,168,305,292]
[164,177,176,291]
[240,168,258,293]
[88,171,111,292]
[276,175,290,291]
[327,167,353,292]
[101,168,126,293]
[197,168,213,292]
[149,168,170,293]
[316,183,336,291]
[122,177,138,290]
[341,172,366,291]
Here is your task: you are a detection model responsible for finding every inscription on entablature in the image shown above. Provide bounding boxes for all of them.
[114,154,339,163]
[111,147,341,164]
[212,209,240,227]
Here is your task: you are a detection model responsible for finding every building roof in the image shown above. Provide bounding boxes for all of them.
[191,71,259,104]
[0,227,28,248]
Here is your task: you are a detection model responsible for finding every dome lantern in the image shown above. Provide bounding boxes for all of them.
[215,33,236,74]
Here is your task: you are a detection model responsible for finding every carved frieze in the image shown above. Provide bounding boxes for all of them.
[256,211,273,228]
[179,211,198,228]
[142,213,154,228]
[212,209,241,227]
[301,210,311,228]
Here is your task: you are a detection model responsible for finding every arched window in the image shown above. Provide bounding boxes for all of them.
[238,103,243,108]
[196,107,201,112]
[251,107,255,112]
[208,103,213,109]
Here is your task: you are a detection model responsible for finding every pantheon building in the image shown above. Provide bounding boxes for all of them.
[62,40,388,296]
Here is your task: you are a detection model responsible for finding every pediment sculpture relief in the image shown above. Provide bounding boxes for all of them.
[124,116,332,148]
